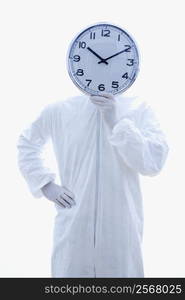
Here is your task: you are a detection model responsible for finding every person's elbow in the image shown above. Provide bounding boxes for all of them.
[139,141,169,177]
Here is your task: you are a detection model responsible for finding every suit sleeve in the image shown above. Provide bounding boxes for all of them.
[17,104,56,198]
[108,104,169,176]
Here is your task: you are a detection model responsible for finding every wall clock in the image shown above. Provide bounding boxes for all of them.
[67,23,139,95]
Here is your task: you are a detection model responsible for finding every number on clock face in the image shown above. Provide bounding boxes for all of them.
[67,23,139,95]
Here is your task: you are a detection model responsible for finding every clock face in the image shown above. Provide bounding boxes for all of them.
[67,23,139,95]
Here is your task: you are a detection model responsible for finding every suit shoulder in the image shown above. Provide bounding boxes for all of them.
[50,95,87,112]
[116,95,148,112]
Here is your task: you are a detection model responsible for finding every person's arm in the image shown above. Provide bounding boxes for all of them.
[17,104,56,198]
[108,103,169,176]
[90,94,169,176]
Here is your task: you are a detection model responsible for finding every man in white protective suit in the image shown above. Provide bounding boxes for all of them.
[17,92,169,277]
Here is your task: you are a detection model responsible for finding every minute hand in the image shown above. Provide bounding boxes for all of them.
[98,49,128,64]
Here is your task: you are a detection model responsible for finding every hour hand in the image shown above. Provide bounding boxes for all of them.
[87,47,108,65]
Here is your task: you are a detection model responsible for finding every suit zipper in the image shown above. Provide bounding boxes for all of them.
[94,109,101,277]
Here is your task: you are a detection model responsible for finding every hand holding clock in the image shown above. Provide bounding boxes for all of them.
[90,93,117,130]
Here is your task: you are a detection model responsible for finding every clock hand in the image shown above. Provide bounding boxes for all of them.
[87,47,108,65]
[98,48,129,64]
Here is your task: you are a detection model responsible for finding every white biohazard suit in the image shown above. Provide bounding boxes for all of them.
[17,93,169,277]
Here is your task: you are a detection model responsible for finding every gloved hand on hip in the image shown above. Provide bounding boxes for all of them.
[89,93,117,129]
[41,182,76,208]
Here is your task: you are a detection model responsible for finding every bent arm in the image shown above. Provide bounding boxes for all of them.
[108,104,169,176]
[17,105,56,198]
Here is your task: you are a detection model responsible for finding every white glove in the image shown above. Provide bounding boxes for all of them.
[89,93,117,129]
[41,182,76,208]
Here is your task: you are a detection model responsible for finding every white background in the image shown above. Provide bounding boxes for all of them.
[0,0,184,277]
